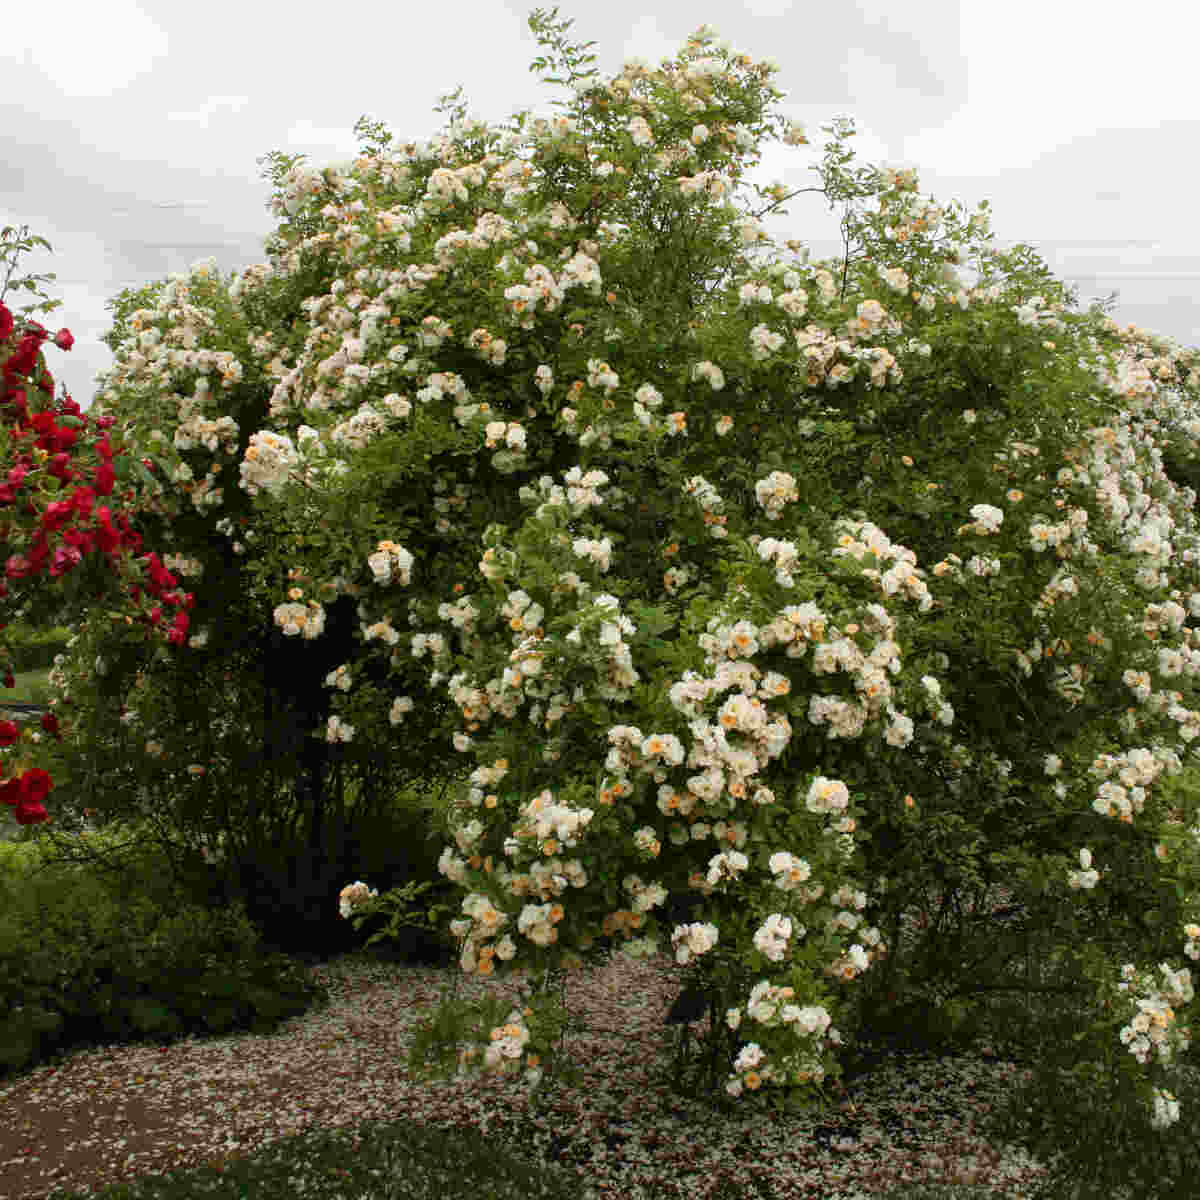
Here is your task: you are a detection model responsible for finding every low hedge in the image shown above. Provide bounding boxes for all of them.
[0,833,332,1079]
[1,623,73,671]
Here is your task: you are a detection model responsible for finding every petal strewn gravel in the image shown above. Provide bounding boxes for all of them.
[0,948,1061,1199]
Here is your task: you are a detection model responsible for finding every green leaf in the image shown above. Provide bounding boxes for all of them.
[628,603,677,638]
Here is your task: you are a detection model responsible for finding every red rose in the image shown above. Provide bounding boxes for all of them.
[63,526,95,557]
[93,459,116,496]
[0,303,12,342]
[0,775,21,807]
[40,498,76,533]
[4,333,45,377]
[48,451,76,483]
[0,720,19,747]
[54,328,74,351]
[143,554,175,591]
[15,795,49,826]
[116,514,141,555]
[18,768,52,806]
[40,712,60,736]
[50,544,83,576]
[70,484,96,519]
[94,507,121,553]
[49,424,78,454]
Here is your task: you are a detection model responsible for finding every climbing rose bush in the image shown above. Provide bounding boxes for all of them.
[58,10,1200,1132]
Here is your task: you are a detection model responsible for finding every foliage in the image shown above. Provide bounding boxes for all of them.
[341,874,461,959]
[27,230,474,953]
[98,279,170,357]
[0,233,198,833]
[0,831,330,1078]
[22,6,1200,1154]
[23,538,471,952]
[979,1033,1200,1200]
[25,688,463,960]
[0,224,64,326]
[0,623,72,671]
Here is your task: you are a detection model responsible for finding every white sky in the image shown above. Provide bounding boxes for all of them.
[4,0,1198,410]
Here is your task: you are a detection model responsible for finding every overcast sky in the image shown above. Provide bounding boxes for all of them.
[4,0,1198,411]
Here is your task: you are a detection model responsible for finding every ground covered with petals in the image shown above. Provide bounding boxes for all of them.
[0,947,1074,1200]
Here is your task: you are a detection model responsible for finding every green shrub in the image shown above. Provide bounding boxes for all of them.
[10,814,218,911]
[72,777,465,965]
[0,622,72,671]
[28,602,470,965]
[8,762,463,940]
[0,834,331,1079]
[978,1044,1200,1200]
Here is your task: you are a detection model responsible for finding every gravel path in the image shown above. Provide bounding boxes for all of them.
[0,948,1067,1200]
